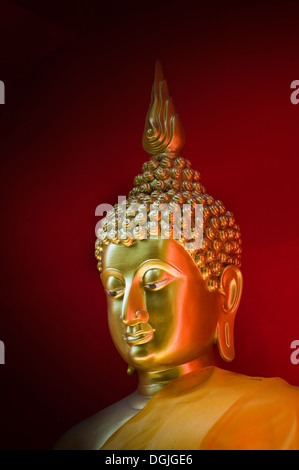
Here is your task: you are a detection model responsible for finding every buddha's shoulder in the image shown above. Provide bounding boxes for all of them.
[201,369,299,449]
[212,367,299,407]
[55,392,142,450]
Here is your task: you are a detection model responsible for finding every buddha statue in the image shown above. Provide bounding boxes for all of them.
[56,61,299,450]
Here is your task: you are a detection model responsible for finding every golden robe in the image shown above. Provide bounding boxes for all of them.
[101,367,299,450]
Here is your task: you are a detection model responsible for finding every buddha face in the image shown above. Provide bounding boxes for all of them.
[101,238,223,371]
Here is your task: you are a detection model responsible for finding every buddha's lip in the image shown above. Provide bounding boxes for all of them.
[123,328,155,345]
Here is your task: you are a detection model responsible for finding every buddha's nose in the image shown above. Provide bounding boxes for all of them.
[122,309,149,326]
[121,282,148,325]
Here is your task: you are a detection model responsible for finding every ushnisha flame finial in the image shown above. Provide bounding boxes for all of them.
[142,60,185,156]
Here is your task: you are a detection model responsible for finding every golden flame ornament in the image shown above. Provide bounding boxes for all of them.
[142,60,185,155]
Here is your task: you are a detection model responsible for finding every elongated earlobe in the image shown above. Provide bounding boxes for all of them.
[216,266,243,362]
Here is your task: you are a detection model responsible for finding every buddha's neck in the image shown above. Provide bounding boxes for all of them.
[137,354,213,397]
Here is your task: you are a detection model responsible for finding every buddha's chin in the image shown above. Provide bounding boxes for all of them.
[125,342,156,366]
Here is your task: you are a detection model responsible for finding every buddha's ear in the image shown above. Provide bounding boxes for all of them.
[215,265,243,362]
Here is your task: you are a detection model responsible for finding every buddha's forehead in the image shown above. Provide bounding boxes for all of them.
[102,238,192,273]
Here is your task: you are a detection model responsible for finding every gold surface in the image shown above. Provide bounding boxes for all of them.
[101,238,242,395]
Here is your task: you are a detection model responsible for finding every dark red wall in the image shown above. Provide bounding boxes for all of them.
[0,0,298,449]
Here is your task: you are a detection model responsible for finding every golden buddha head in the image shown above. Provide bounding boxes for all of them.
[95,62,243,374]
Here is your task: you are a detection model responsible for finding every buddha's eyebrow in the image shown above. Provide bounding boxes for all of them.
[100,261,183,281]
[100,268,125,283]
[136,259,183,277]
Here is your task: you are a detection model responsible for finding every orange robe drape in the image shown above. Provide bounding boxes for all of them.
[101,367,299,450]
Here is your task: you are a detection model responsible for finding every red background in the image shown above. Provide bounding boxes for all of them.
[0,0,298,449]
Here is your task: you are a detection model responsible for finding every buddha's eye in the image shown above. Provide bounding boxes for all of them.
[106,288,124,298]
[144,279,170,290]
[105,276,125,299]
[143,268,173,291]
